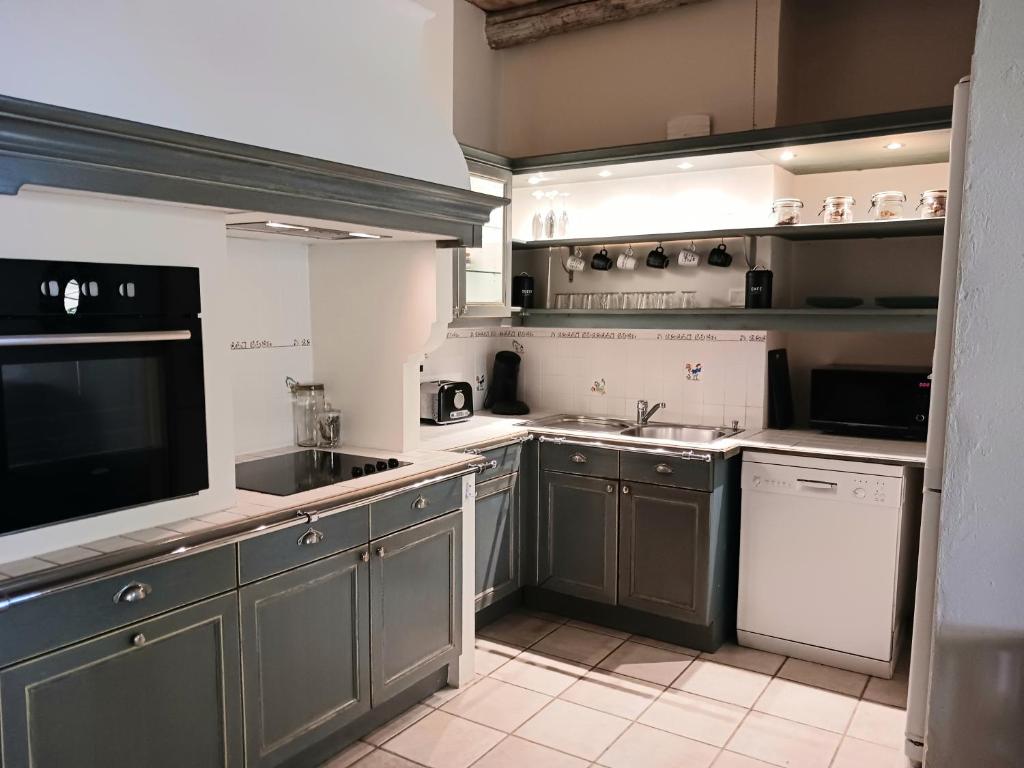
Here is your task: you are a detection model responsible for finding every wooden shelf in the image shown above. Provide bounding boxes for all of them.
[518,308,937,333]
[512,218,944,251]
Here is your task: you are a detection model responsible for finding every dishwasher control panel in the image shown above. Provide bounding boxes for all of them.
[742,461,905,508]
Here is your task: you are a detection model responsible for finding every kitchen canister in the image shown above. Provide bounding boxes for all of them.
[918,189,948,218]
[511,272,535,308]
[868,191,907,220]
[820,195,855,224]
[745,266,773,308]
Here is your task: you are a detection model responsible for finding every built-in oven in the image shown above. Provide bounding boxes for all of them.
[0,259,209,536]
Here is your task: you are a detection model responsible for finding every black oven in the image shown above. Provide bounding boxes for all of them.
[0,259,208,535]
[809,365,931,440]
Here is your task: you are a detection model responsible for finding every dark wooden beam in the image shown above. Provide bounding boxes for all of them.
[483,0,711,49]
[466,0,540,11]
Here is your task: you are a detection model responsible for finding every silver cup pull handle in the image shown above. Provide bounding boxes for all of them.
[113,583,152,605]
[570,452,588,464]
[655,463,674,475]
[412,495,430,510]
[298,528,326,546]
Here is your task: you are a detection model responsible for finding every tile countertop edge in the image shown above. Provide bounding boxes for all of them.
[0,452,481,604]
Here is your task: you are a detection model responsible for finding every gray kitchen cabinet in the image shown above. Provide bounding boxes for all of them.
[371,510,462,705]
[0,592,242,768]
[239,547,370,768]
[475,473,519,611]
[619,481,710,623]
[540,470,619,605]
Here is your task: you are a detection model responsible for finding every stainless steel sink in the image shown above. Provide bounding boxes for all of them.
[527,415,634,433]
[619,424,741,442]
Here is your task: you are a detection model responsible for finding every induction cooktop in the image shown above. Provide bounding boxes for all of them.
[235,450,410,496]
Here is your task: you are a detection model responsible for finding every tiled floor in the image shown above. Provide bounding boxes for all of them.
[322,611,911,768]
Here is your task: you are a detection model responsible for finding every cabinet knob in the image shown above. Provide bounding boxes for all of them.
[298,528,326,547]
[376,546,385,558]
[570,452,588,464]
[412,495,430,510]
[113,582,152,605]
[622,486,631,494]
[655,463,674,475]
[131,633,147,647]
[361,551,370,562]
[606,484,615,493]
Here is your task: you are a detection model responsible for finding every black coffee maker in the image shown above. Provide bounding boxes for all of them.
[484,351,530,415]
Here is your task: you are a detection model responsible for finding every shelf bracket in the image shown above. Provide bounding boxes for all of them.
[744,235,757,269]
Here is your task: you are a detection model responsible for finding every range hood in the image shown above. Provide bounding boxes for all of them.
[226,219,389,241]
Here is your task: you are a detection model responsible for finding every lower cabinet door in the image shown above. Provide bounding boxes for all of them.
[0,592,243,768]
[541,470,619,605]
[371,511,462,705]
[619,481,710,623]
[475,473,519,611]
[239,547,371,768]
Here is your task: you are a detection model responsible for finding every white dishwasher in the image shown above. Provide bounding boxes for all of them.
[737,451,920,678]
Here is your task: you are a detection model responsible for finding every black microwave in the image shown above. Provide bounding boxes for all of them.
[0,259,209,536]
[809,366,931,440]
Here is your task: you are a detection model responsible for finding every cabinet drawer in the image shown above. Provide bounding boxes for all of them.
[471,441,522,482]
[620,451,713,492]
[370,477,463,540]
[0,545,237,668]
[238,505,369,584]
[541,442,619,479]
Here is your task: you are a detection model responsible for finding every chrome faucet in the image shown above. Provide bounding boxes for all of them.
[636,399,666,425]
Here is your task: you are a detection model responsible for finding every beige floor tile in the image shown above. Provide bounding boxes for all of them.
[559,667,663,719]
[831,736,909,768]
[531,625,625,666]
[565,619,630,640]
[442,677,551,732]
[475,638,522,676]
[862,674,909,709]
[672,659,772,708]
[777,657,868,698]
[384,710,504,768]
[516,699,630,761]
[479,612,562,648]
[489,650,587,696]
[364,704,432,745]
[712,752,778,768]
[598,641,695,686]
[422,680,477,709]
[846,701,907,750]
[727,711,840,768]
[597,722,719,768]
[473,735,589,768]
[628,635,701,656]
[753,678,857,733]
[637,688,747,747]
[698,643,785,676]
[320,740,374,767]
[351,750,419,768]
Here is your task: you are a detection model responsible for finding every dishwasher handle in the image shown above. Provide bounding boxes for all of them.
[796,478,839,491]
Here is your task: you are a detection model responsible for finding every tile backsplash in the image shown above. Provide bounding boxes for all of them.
[422,328,767,429]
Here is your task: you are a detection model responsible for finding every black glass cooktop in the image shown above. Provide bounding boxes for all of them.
[235,450,410,496]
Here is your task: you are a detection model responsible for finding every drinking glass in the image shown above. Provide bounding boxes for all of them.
[555,293,570,309]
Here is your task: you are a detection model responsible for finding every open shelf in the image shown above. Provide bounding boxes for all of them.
[512,218,944,250]
[518,308,937,333]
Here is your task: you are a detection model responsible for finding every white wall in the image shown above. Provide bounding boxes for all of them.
[454,1,502,152]
[0,0,468,189]
[0,190,234,563]
[927,0,1024,763]
[226,237,314,454]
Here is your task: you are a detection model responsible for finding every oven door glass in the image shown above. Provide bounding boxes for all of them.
[0,327,208,535]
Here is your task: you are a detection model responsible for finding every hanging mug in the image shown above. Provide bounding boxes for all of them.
[617,246,638,270]
[591,248,614,271]
[707,243,733,268]
[565,254,586,272]
[646,244,670,269]
[678,245,700,266]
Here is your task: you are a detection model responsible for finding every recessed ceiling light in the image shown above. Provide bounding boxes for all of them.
[527,175,543,185]
[677,161,694,170]
[598,169,613,178]
[348,232,381,239]
[780,150,797,162]
[884,142,905,150]
[265,221,310,231]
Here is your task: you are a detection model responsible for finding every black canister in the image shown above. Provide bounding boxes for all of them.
[745,266,773,308]
[511,272,535,308]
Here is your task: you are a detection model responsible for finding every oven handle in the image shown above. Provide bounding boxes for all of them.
[0,330,192,347]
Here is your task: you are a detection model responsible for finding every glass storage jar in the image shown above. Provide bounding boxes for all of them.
[286,377,325,447]
[820,195,855,224]
[771,198,804,226]
[868,191,907,220]
[918,189,948,218]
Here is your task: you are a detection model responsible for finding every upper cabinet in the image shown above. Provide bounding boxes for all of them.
[454,158,514,318]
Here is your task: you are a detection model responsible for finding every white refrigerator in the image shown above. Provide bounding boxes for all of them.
[904,75,970,765]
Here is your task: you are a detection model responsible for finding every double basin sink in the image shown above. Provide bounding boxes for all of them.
[528,415,742,444]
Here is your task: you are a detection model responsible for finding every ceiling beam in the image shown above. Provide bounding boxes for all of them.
[483,0,712,49]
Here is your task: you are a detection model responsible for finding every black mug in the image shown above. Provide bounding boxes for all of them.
[646,245,670,269]
[708,243,733,268]
[591,248,614,271]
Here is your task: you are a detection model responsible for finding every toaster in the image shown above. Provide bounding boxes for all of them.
[420,380,473,424]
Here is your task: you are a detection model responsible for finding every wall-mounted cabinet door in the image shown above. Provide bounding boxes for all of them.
[239,547,370,768]
[475,473,520,611]
[619,481,710,623]
[371,511,462,705]
[0,593,242,768]
[453,160,512,319]
[541,470,619,605]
